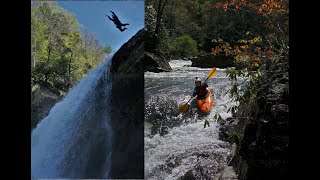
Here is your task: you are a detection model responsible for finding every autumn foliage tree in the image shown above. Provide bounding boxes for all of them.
[213,0,288,63]
[211,0,289,121]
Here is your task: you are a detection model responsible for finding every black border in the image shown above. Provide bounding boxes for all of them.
[9,0,305,179]
[289,0,295,177]
[6,0,31,179]
[289,0,316,178]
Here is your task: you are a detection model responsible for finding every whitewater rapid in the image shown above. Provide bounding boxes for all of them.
[144,60,236,179]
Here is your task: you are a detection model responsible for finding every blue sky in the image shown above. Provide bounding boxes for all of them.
[57,0,144,53]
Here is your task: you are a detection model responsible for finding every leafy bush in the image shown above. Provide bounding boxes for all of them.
[170,35,199,58]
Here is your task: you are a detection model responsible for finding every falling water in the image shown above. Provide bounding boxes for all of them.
[31,56,113,179]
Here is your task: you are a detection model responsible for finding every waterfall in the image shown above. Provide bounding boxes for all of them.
[31,56,113,179]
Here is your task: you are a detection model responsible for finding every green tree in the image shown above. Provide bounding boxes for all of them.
[31,1,112,90]
[170,35,199,57]
[103,44,112,54]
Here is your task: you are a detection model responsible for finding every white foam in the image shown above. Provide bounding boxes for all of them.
[144,67,236,179]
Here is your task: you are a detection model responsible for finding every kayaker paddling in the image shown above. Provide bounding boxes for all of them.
[191,77,209,100]
[178,67,217,113]
[190,77,213,112]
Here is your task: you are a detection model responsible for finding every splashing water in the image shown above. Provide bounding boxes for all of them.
[145,60,236,179]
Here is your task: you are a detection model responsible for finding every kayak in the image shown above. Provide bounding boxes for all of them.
[196,90,213,112]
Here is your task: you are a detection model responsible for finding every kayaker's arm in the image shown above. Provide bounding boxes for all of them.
[191,87,198,98]
[203,83,208,88]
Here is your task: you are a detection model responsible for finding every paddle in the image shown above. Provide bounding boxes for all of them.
[203,67,217,84]
[178,67,217,113]
[178,96,196,113]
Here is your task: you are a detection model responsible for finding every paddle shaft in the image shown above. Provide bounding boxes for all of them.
[179,95,197,112]
[203,67,217,84]
[184,95,196,106]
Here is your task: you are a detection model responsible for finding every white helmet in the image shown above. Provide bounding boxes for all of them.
[195,77,201,83]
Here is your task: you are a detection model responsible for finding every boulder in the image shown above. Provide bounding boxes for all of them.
[111,28,145,74]
[110,28,172,74]
[144,52,172,72]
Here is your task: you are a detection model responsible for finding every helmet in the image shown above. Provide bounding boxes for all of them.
[195,77,201,83]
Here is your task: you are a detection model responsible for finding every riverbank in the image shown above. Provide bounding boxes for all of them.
[218,62,289,180]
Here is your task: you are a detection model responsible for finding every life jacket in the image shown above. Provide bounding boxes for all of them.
[197,86,209,99]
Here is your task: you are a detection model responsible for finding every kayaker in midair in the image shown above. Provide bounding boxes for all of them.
[191,77,209,100]
[106,11,129,32]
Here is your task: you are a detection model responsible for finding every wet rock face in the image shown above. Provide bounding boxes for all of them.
[218,117,239,142]
[179,151,231,180]
[230,64,289,180]
[144,52,172,72]
[109,29,145,178]
[107,74,144,179]
[111,28,145,74]
[110,28,172,73]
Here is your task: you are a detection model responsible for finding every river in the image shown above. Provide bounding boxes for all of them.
[144,60,236,179]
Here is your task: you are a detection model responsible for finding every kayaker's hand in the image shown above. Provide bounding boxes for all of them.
[203,83,208,87]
